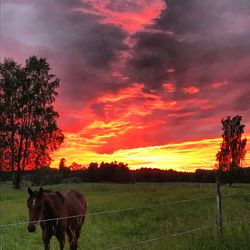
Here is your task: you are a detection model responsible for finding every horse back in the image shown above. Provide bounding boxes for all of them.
[62,190,87,216]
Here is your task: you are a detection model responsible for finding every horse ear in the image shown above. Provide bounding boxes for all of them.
[39,187,44,196]
[28,187,33,196]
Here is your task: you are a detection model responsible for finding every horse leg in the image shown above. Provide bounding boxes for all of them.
[74,227,82,250]
[67,226,78,250]
[42,228,52,250]
[75,228,80,241]
[76,221,84,241]
[73,216,85,248]
[76,215,85,238]
[55,230,65,250]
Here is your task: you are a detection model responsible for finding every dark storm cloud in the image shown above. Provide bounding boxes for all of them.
[128,32,180,90]
[128,0,250,100]
[123,0,250,145]
[42,9,127,68]
[37,2,127,68]
[155,0,250,39]
[234,91,250,112]
[2,0,128,109]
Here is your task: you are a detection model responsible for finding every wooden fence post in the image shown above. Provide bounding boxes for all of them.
[216,181,223,233]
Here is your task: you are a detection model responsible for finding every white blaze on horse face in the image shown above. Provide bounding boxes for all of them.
[32,198,36,207]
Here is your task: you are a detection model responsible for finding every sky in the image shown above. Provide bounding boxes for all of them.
[1,0,250,171]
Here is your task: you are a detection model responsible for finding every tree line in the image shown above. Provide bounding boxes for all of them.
[2,163,250,185]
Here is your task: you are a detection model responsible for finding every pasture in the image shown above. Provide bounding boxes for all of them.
[1,182,250,249]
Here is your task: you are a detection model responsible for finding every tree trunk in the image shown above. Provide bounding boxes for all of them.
[13,134,24,189]
[15,174,21,189]
[12,170,22,189]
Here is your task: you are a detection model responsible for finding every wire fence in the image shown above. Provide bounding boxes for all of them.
[0,195,216,228]
[106,226,212,250]
[107,217,250,250]
[1,193,248,228]
[1,190,250,249]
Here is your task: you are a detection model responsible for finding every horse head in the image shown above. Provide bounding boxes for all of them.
[27,187,44,232]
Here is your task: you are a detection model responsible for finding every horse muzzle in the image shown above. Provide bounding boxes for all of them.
[27,223,36,233]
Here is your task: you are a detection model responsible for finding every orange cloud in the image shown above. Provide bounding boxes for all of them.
[56,82,220,156]
[59,83,179,152]
[94,83,177,118]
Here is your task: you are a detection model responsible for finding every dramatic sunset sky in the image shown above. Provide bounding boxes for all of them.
[1,0,250,171]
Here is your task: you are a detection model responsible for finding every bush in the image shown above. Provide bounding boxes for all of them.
[25,168,63,186]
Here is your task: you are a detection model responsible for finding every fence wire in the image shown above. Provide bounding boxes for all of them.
[106,226,212,250]
[1,191,250,249]
[107,217,250,250]
[0,195,215,228]
[1,193,249,228]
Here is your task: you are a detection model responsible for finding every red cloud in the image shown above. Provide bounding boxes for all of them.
[211,81,229,88]
[74,0,166,33]
[183,86,200,94]
[163,83,176,93]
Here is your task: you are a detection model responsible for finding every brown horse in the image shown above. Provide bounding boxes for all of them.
[27,187,87,250]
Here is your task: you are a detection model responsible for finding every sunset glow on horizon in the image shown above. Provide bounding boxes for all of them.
[2,0,250,172]
[51,135,250,172]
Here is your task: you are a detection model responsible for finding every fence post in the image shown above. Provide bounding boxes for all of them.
[216,181,223,233]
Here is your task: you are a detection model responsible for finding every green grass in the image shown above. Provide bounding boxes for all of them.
[1,182,250,249]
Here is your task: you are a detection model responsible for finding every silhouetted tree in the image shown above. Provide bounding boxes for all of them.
[87,162,99,182]
[216,115,247,185]
[99,161,117,181]
[70,162,84,171]
[59,158,67,168]
[0,56,64,188]
[59,158,70,177]
[114,162,135,183]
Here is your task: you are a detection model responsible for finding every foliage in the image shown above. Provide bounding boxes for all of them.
[133,168,215,183]
[0,56,64,188]
[216,115,247,185]
[87,161,135,183]
[58,158,70,178]
[216,115,247,171]
[3,165,250,185]
[24,167,63,186]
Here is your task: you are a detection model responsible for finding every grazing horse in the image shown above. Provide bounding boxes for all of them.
[27,187,87,250]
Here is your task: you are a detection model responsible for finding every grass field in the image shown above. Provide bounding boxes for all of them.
[1,182,250,250]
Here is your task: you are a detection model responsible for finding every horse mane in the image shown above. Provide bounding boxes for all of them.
[43,190,64,202]
[41,190,64,219]
[55,191,64,202]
